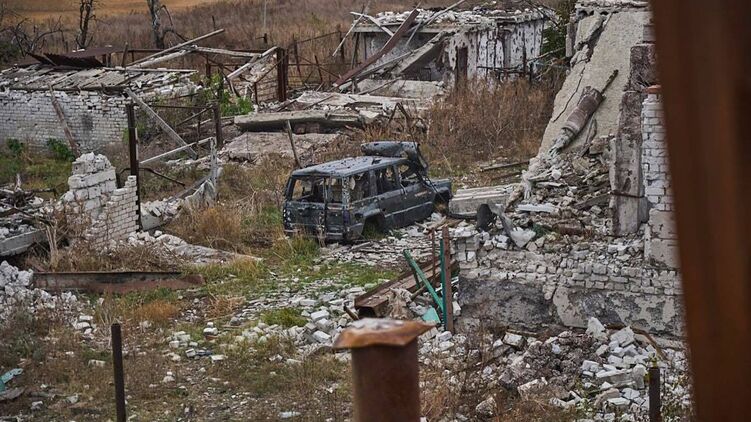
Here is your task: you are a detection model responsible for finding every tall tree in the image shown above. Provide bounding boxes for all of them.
[76,0,97,50]
[146,0,179,49]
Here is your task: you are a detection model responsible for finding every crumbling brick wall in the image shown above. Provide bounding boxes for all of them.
[0,91,128,153]
[62,154,139,245]
[641,89,679,268]
[452,228,683,335]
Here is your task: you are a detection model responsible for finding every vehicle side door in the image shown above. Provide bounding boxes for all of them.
[398,163,436,224]
[374,165,405,229]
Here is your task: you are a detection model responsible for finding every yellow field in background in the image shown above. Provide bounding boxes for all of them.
[6,0,224,20]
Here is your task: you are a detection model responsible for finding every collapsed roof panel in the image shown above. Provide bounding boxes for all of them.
[353,7,549,33]
[0,64,196,93]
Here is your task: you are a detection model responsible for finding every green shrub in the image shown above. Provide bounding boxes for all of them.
[6,139,24,157]
[46,139,76,162]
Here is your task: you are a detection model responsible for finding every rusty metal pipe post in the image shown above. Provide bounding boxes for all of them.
[126,104,141,230]
[334,319,433,422]
[649,365,661,422]
[111,323,126,422]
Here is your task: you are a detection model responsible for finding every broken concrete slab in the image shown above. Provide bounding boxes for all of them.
[541,10,651,154]
[448,185,512,218]
[221,132,342,162]
[234,110,365,132]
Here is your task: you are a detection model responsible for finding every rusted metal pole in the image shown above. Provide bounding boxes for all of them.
[334,319,433,422]
[111,323,126,422]
[441,226,454,332]
[126,103,141,230]
[649,365,661,422]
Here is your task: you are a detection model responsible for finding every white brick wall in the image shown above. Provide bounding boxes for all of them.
[0,81,198,153]
[0,90,128,152]
[62,153,138,245]
[641,91,679,268]
[641,93,672,212]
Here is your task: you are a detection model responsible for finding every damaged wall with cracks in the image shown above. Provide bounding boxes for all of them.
[61,153,139,246]
[359,12,546,84]
[0,77,197,153]
[455,3,683,337]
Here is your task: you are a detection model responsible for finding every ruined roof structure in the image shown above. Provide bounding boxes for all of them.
[349,4,549,85]
[0,64,197,153]
[354,7,548,32]
[0,64,196,94]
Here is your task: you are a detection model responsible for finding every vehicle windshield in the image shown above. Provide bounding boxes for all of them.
[287,176,346,204]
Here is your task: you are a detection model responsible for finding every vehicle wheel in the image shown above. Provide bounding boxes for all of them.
[362,217,386,240]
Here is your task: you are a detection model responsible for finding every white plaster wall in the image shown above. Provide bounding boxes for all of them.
[360,18,545,82]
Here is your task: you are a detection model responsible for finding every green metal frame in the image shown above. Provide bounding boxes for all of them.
[403,249,444,316]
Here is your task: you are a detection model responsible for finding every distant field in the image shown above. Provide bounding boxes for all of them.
[6,0,225,20]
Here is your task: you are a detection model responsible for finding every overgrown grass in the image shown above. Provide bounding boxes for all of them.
[215,335,351,419]
[0,139,73,194]
[168,160,290,253]
[191,258,268,296]
[260,307,307,328]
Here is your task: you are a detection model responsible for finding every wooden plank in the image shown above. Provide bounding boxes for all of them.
[333,1,371,57]
[48,87,80,156]
[334,9,420,87]
[350,12,394,36]
[124,89,197,158]
[227,47,277,80]
[651,2,751,420]
[354,259,457,317]
[128,29,225,66]
[130,48,195,68]
[193,47,261,58]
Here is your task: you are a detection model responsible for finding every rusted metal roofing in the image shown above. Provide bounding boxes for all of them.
[0,64,196,93]
[15,46,124,67]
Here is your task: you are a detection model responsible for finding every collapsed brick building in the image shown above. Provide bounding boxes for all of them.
[350,6,548,85]
[452,0,682,336]
[0,53,197,153]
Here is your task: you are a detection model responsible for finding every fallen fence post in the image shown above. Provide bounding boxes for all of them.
[285,120,302,169]
[334,319,433,422]
[649,365,661,422]
[111,323,126,422]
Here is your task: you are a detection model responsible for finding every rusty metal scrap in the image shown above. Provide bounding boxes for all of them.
[33,271,204,293]
[354,258,457,317]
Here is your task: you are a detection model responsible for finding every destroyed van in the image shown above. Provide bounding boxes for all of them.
[283,142,451,241]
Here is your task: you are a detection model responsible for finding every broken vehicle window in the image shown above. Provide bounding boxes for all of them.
[328,178,345,204]
[288,177,326,202]
[350,172,372,201]
[376,166,399,194]
[399,164,420,187]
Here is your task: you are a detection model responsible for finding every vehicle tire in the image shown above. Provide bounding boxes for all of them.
[362,216,385,240]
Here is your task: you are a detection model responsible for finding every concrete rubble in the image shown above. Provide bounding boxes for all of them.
[453,1,682,337]
[0,261,78,324]
[0,187,49,257]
